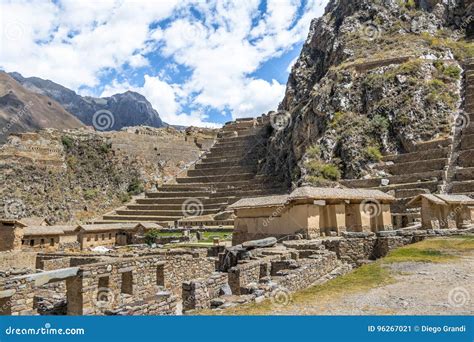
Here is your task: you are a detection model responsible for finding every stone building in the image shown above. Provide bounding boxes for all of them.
[0,220,27,251]
[230,186,395,245]
[408,194,474,230]
[76,224,138,249]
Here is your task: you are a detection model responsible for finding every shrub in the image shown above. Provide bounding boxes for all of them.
[306,160,341,181]
[84,188,99,200]
[366,146,383,162]
[127,179,144,195]
[442,65,461,80]
[144,229,161,246]
[119,192,132,203]
[306,145,321,159]
[61,136,74,149]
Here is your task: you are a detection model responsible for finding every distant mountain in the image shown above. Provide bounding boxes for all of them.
[9,72,165,131]
[0,71,84,142]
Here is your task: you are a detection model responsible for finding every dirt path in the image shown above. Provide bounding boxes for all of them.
[267,253,474,315]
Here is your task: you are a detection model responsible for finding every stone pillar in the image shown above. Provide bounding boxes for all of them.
[334,204,346,235]
[421,198,434,229]
[381,204,393,231]
[307,205,321,238]
[66,276,83,315]
[360,208,372,233]
[345,204,362,232]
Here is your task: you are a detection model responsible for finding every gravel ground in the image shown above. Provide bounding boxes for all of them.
[268,254,474,315]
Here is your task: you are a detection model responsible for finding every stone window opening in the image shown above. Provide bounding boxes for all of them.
[87,235,91,242]
[30,240,34,247]
[121,272,133,295]
[21,240,25,245]
[101,234,105,241]
[50,238,55,246]
[40,239,45,245]
[97,276,110,302]
[156,265,165,286]
[109,233,112,240]
[95,235,98,241]
[0,296,12,315]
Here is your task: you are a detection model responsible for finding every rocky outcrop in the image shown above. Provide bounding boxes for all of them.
[263,0,473,186]
[9,72,164,131]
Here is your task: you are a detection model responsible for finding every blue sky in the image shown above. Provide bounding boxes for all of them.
[0,0,328,127]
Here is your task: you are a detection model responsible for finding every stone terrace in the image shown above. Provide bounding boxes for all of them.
[447,58,474,196]
[98,116,288,226]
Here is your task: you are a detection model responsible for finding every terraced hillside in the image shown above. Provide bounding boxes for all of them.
[97,117,288,226]
[341,58,474,226]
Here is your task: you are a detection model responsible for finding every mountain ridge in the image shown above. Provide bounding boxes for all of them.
[9,72,165,131]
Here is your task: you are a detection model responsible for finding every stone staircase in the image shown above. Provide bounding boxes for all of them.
[95,116,288,226]
[340,138,452,217]
[446,58,474,196]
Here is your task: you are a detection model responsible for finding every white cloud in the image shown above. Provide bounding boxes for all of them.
[0,0,328,127]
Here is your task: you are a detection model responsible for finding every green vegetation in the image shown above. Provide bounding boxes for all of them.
[61,135,74,149]
[127,178,144,195]
[305,160,341,182]
[421,33,474,60]
[83,188,99,200]
[144,229,161,246]
[119,192,132,203]
[365,146,383,162]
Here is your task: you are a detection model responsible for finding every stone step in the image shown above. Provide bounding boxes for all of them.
[374,180,440,192]
[450,180,474,193]
[382,147,450,164]
[136,197,232,205]
[458,150,474,167]
[176,173,256,184]
[394,188,430,199]
[115,209,220,216]
[196,158,258,168]
[102,215,180,222]
[374,158,448,175]
[187,166,255,177]
[157,185,211,192]
[340,170,444,188]
[146,191,211,198]
[205,149,253,159]
[407,138,452,152]
[453,167,474,181]
[126,203,227,211]
[460,133,474,150]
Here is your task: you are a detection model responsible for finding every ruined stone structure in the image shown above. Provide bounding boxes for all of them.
[99,116,288,226]
[230,187,394,245]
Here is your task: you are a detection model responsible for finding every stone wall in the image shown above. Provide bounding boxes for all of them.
[0,251,37,270]
[182,272,228,311]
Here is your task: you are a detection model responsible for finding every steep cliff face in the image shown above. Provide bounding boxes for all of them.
[9,72,164,131]
[264,0,473,186]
